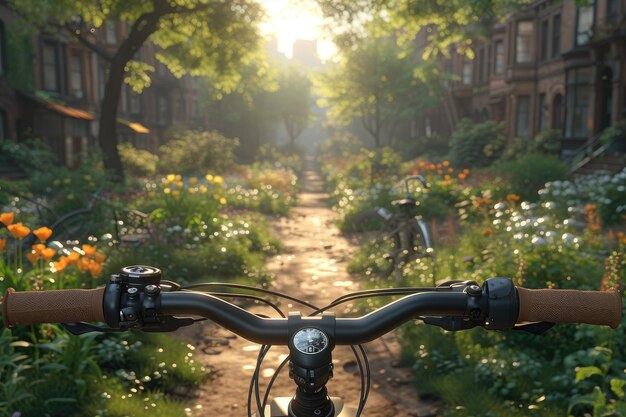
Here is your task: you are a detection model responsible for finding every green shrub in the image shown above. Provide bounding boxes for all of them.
[0,138,56,173]
[449,119,506,168]
[492,153,568,201]
[532,129,562,154]
[118,143,159,177]
[158,130,239,175]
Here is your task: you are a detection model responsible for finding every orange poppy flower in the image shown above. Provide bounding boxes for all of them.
[0,212,14,226]
[67,252,80,265]
[7,223,30,239]
[506,194,521,202]
[0,238,5,252]
[77,257,90,272]
[26,250,40,264]
[94,252,107,263]
[41,247,57,262]
[88,261,103,277]
[52,257,68,273]
[32,244,46,254]
[82,244,97,257]
[33,227,53,242]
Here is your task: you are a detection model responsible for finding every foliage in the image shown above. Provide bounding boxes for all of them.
[158,130,239,175]
[599,120,626,147]
[255,144,304,173]
[0,138,56,173]
[8,0,266,178]
[448,118,506,168]
[316,0,524,58]
[538,168,626,225]
[274,65,314,144]
[316,37,443,147]
[5,23,34,90]
[492,154,568,201]
[118,143,158,177]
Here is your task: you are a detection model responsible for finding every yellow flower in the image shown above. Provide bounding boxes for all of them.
[205,174,214,182]
[171,190,181,197]
[175,181,184,189]
[166,174,176,182]
[219,197,227,205]
[163,188,171,194]
[33,227,53,242]
[188,188,197,194]
[199,185,208,193]
[67,194,75,200]
[52,179,61,187]
[63,178,71,185]
[189,177,198,185]
[0,238,5,252]
[8,223,30,239]
[0,212,15,226]
[175,174,182,182]
[213,175,224,184]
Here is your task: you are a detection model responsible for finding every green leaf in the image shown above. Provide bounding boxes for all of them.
[611,379,626,399]
[576,366,604,382]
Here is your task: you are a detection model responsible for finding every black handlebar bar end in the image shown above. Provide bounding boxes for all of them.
[103,277,122,328]
[483,278,519,330]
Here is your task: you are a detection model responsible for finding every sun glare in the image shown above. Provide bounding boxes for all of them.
[258,0,337,62]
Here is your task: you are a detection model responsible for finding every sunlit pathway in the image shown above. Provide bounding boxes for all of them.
[182,158,437,416]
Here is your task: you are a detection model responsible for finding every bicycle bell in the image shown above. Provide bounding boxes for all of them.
[117,265,162,290]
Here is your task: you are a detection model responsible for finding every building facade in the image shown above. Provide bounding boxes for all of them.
[0,4,208,167]
[423,0,626,157]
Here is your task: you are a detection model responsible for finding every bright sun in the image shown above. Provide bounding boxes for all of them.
[258,0,337,62]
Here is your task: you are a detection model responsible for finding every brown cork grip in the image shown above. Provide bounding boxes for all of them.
[517,287,622,329]
[2,287,105,327]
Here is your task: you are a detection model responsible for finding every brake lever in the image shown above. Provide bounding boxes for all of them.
[62,316,198,335]
[421,316,479,331]
[513,322,555,334]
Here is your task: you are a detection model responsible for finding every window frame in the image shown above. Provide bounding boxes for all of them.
[494,40,504,75]
[552,14,561,58]
[575,1,596,47]
[516,95,531,137]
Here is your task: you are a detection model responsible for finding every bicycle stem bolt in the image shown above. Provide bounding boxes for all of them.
[466,285,482,297]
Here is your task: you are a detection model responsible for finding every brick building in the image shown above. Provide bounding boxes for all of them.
[419,0,626,158]
[0,4,208,167]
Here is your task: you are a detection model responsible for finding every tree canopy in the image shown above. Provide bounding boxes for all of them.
[316,37,442,148]
[275,66,313,145]
[9,0,266,179]
[316,0,527,58]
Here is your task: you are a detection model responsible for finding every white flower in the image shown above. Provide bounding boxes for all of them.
[531,236,547,246]
[561,233,575,245]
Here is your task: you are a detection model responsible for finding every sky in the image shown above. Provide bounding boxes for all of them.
[257,0,337,61]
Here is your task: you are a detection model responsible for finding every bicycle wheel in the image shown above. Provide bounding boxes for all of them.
[348,206,392,233]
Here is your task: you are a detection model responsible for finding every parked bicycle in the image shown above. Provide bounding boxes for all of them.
[351,175,435,282]
[3,265,621,417]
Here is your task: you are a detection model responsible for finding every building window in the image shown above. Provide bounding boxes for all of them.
[130,91,141,115]
[516,21,533,64]
[0,21,6,75]
[540,20,549,62]
[607,0,619,24]
[538,93,547,131]
[42,42,59,92]
[553,94,563,129]
[105,21,117,44]
[494,40,504,75]
[477,48,485,83]
[121,85,129,114]
[516,95,530,137]
[552,14,561,58]
[70,54,83,98]
[575,1,595,46]
[462,56,472,85]
[98,64,107,101]
[157,95,168,125]
[0,110,6,141]
[565,67,592,138]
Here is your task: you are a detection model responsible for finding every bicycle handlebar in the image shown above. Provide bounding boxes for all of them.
[2,280,622,339]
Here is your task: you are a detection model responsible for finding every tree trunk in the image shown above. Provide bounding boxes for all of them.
[98,62,125,181]
[97,7,164,182]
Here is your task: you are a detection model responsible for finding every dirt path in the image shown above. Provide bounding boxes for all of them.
[183,161,437,416]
